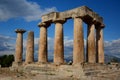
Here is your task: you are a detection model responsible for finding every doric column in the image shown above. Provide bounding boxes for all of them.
[96,27,104,63]
[86,23,96,63]
[15,29,26,63]
[38,22,50,63]
[53,19,66,64]
[73,17,84,64]
[25,31,34,63]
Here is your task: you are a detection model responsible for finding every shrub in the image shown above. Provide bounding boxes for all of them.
[0,55,14,67]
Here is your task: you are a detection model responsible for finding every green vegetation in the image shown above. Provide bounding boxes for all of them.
[0,55,14,67]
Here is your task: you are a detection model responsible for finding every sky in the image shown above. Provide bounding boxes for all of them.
[0,0,120,60]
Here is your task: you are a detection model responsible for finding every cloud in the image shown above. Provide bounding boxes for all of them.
[30,37,74,59]
[32,37,73,59]
[104,39,120,57]
[0,0,57,21]
[1,33,120,60]
[0,35,15,56]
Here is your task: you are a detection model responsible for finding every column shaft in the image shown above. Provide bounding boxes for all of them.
[73,17,84,64]
[15,33,23,62]
[25,31,34,63]
[54,22,64,64]
[96,28,104,63]
[86,24,96,63]
[38,26,48,63]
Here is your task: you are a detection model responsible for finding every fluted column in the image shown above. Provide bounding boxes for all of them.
[38,22,50,63]
[53,19,65,64]
[15,29,26,63]
[96,27,104,63]
[25,31,34,63]
[86,23,96,63]
[73,17,84,64]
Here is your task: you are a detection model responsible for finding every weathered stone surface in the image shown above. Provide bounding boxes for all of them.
[39,6,105,65]
[53,19,65,64]
[86,24,96,63]
[6,63,120,80]
[41,6,104,27]
[73,17,84,64]
[25,31,34,63]
[15,29,26,63]
[11,62,23,68]
[38,22,50,63]
[96,27,104,63]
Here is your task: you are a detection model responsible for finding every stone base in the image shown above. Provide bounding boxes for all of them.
[12,62,23,68]
[37,62,49,65]
[23,62,35,66]
[21,63,86,79]
[9,62,120,80]
[53,62,67,66]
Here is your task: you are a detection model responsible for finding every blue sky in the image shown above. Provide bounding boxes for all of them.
[0,0,120,59]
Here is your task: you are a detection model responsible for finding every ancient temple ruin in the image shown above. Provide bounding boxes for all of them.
[14,6,105,65]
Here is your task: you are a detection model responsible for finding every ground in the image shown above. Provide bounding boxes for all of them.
[0,63,120,80]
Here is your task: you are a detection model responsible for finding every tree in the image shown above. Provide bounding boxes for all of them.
[0,55,14,67]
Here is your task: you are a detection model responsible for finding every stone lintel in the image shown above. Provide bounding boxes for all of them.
[95,23,105,29]
[53,18,66,24]
[15,29,26,33]
[100,23,105,28]
[41,12,59,23]
[41,6,104,27]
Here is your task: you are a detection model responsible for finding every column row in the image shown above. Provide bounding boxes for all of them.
[15,29,34,64]
[14,17,104,64]
[38,17,104,64]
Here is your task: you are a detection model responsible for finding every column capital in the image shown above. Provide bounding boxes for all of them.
[38,22,50,28]
[15,29,26,33]
[53,18,66,24]
[95,24,105,30]
[100,23,105,28]
[92,18,105,29]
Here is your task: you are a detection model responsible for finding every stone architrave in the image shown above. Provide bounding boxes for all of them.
[15,29,26,63]
[73,17,84,64]
[53,19,65,64]
[96,27,104,63]
[38,22,50,63]
[87,23,96,63]
[25,31,34,63]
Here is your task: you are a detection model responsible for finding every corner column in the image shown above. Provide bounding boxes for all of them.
[73,17,84,64]
[25,31,34,63]
[38,22,50,63]
[15,29,26,63]
[96,27,104,63]
[86,23,96,63]
[53,19,66,64]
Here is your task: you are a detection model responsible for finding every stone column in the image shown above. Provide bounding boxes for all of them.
[15,29,26,63]
[25,31,34,63]
[73,17,84,64]
[86,23,96,63]
[53,19,65,64]
[96,27,104,63]
[38,22,50,63]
